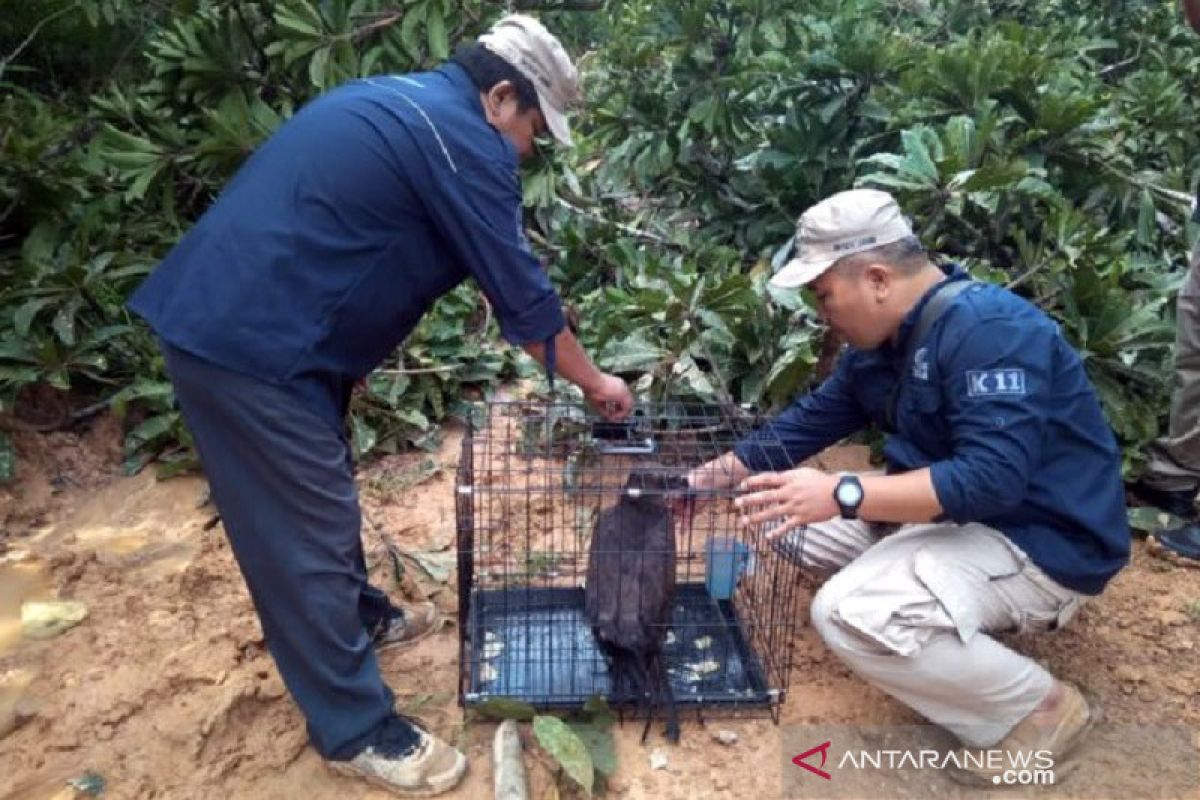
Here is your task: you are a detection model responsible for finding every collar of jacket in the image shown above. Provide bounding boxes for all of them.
[884,263,972,360]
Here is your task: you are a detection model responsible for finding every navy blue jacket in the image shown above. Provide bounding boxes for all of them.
[129,64,565,427]
[735,268,1130,595]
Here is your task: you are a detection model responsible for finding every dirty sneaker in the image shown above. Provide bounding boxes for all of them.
[330,724,467,797]
[949,682,1099,787]
[1149,523,1200,566]
[372,603,441,651]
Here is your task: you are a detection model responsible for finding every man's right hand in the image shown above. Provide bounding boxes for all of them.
[584,373,634,421]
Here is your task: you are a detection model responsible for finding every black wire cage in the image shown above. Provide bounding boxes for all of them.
[455,400,805,724]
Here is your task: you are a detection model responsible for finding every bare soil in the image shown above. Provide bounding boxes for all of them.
[1,417,1199,800]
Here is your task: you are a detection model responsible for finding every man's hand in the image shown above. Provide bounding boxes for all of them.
[670,453,752,526]
[734,467,838,536]
[584,373,634,421]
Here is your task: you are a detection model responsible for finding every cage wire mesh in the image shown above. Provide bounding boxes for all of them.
[456,400,807,724]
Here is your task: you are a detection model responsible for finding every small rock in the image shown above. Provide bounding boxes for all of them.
[649,749,669,770]
[67,771,106,797]
[1113,665,1145,683]
[1157,610,1188,627]
[1165,677,1195,695]
[713,729,738,746]
[21,600,88,639]
[8,698,38,734]
[257,674,287,700]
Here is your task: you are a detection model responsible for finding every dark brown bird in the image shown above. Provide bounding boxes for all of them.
[585,464,684,743]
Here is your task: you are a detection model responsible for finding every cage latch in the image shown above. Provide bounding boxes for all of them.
[591,420,657,454]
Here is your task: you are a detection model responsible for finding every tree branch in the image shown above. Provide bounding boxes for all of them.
[232,1,272,74]
[553,196,682,248]
[348,11,405,43]
[0,1,82,83]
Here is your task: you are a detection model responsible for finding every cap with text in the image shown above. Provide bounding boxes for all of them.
[770,189,915,288]
[477,14,580,147]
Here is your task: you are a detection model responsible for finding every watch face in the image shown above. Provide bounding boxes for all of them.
[836,480,863,506]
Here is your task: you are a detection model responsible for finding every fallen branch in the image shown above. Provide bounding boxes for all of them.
[554,197,681,249]
[375,365,462,376]
[0,2,82,83]
[494,719,530,800]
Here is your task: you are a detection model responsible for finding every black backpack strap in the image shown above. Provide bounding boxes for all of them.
[884,280,973,432]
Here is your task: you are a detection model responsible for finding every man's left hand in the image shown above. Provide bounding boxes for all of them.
[734,467,839,535]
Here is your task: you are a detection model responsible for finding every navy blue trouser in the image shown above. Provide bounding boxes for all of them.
[162,342,409,759]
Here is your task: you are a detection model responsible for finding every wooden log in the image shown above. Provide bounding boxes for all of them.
[494,719,529,800]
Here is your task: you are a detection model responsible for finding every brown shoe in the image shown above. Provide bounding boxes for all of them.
[949,682,1100,787]
[329,725,467,797]
[373,603,441,651]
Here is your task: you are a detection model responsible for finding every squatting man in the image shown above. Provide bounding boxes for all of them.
[689,188,1130,785]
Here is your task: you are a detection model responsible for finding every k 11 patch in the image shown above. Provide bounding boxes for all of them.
[966,369,1027,397]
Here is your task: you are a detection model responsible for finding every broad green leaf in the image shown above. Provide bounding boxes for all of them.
[1127,505,1180,533]
[426,6,448,61]
[570,722,616,778]
[52,300,80,347]
[1136,189,1156,246]
[399,3,427,62]
[533,715,593,796]
[597,333,665,373]
[125,412,179,451]
[900,128,940,183]
[309,45,331,89]
[475,697,536,721]
[350,413,378,456]
[13,298,55,337]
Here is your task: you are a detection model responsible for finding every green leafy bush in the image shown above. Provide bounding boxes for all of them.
[2,0,1196,480]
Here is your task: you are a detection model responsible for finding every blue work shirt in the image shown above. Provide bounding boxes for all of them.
[129,64,565,426]
[735,266,1130,595]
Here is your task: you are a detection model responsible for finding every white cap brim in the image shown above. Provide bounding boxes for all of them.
[769,256,836,289]
[539,92,572,147]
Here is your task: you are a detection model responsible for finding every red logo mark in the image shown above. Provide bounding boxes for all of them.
[792,740,833,780]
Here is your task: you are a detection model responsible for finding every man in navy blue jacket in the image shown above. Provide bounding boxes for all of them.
[128,15,632,797]
[692,189,1129,785]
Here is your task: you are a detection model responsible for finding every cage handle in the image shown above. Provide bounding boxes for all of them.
[591,420,657,454]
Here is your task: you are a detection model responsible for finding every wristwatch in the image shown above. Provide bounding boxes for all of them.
[833,474,864,520]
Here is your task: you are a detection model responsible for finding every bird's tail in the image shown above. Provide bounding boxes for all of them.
[652,652,680,743]
[626,650,680,744]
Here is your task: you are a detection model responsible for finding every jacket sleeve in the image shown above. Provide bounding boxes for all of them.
[422,158,566,345]
[928,317,1053,521]
[734,356,869,471]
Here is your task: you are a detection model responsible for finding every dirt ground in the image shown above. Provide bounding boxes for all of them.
[1,415,1199,800]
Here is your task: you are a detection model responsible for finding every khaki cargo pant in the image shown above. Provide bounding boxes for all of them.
[1144,240,1200,498]
[777,519,1084,747]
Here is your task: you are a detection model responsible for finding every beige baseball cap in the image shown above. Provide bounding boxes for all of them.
[478,14,580,147]
[770,189,915,289]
